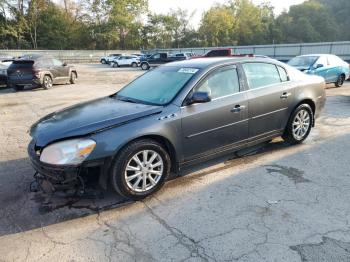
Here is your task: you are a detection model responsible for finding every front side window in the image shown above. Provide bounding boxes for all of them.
[52,59,63,66]
[195,66,240,99]
[117,66,199,105]
[315,56,328,67]
[243,63,281,89]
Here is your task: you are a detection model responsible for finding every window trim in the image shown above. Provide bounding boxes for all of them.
[182,64,240,106]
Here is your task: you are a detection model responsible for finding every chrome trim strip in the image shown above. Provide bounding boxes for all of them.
[186,119,248,138]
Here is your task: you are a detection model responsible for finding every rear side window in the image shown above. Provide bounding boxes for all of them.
[195,66,240,99]
[242,63,281,89]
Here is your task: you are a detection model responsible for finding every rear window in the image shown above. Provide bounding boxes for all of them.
[206,49,231,57]
[8,61,34,69]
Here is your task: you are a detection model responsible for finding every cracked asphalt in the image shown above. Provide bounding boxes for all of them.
[1,64,350,261]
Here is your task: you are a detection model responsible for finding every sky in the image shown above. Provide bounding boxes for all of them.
[148,0,306,28]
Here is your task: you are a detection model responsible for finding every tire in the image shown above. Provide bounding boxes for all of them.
[335,74,345,87]
[110,139,171,200]
[112,63,119,68]
[12,85,24,92]
[70,72,77,84]
[131,62,138,68]
[101,59,106,64]
[141,63,150,70]
[283,104,313,145]
[42,75,53,89]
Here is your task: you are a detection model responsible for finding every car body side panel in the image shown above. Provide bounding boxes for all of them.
[246,82,295,137]
[180,92,249,161]
[86,105,184,163]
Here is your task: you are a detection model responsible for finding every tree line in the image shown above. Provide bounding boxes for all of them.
[0,0,349,50]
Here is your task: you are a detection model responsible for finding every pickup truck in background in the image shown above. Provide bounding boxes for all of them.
[140,53,186,70]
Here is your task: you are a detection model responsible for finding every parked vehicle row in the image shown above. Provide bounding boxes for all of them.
[28,57,326,200]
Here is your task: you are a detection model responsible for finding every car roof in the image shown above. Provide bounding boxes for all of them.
[297,54,328,57]
[162,57,281,69]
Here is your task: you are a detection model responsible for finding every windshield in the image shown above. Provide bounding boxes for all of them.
[116,66,199,106]
[288,56,318,67]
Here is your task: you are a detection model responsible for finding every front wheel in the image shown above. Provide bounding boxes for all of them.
[131,62,138,68]
[283,104,313,145]
[335,74,345,87]
[70,72,77,84]
[110,139,171,200]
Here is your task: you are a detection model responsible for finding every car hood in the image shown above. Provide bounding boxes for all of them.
[30,96,163,147]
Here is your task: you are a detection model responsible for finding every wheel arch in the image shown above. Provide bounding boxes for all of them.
[117,135,178,172]
[98,134,179,189]
[291,98,316,127]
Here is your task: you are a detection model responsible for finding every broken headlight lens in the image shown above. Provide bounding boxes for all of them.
[40,138,96,165]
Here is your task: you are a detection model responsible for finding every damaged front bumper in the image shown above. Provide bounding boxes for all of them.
[28,140,107,194]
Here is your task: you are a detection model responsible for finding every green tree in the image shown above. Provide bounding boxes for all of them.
[199,5,236,47]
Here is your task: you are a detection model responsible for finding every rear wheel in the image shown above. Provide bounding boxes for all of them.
[110,139,171,200]
[70,72,77,84]
[335,74,345,87]
[101,59,106,64]
[42,75,53,89]
[283,104,313,145]
[141,63,150,70]
[12,85,24,92]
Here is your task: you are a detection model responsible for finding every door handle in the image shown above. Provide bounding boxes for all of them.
[231,105,245,113]
[280,92,291,99]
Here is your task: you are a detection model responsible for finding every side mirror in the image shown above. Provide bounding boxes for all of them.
[187,92,211,105]
[62,62,67,66]
[315,64,324,69]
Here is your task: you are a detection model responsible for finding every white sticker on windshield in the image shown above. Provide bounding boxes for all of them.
[178,68,199,74]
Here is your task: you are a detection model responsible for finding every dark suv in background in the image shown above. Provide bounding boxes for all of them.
[7,55,78,91]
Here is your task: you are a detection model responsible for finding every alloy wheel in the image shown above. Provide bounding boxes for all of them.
[124,150,164,192]
[292,109,311,140]
[43,76,52,89]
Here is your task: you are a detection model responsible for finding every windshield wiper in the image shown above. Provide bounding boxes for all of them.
[114,95,139,104]
[113,94,161,106]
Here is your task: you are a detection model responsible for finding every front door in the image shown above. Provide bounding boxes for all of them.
[242,62,294,138]
[181,65,249,161]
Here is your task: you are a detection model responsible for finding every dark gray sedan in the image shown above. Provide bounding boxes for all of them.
[29,58,326,199]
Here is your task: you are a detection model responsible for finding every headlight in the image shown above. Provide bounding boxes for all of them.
[40,138,96,165]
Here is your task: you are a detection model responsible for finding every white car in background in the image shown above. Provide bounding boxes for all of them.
[111,55,140,68]
[100,54,122,64]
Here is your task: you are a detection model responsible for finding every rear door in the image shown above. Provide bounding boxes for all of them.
[181,65,249,161]
[242,62,294,138]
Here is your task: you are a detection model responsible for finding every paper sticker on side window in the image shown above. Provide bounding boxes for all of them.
[178,68,199,74]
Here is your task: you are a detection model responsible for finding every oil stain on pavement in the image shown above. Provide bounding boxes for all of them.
[265,164,311,184]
